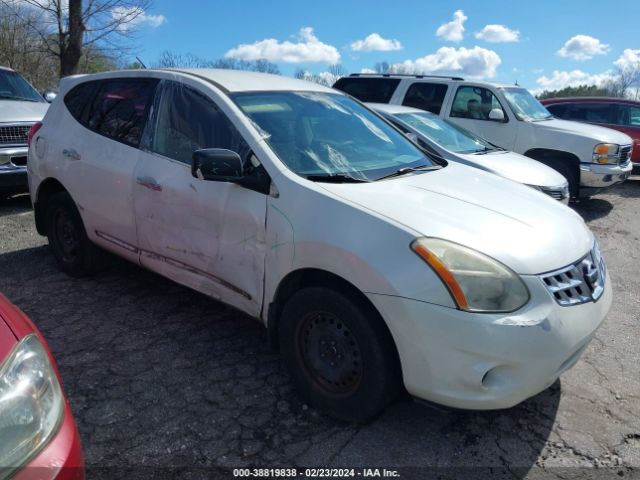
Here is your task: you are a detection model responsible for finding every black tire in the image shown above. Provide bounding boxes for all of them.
[552,162,579,200]
[45,191,103,277]
[279,287,401,423]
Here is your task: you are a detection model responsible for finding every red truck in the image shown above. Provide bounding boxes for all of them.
[541,97,640,172]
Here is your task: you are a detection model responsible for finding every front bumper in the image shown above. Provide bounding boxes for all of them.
[0,146,29,191]
[12,403,85,480]
[578,160,632,196]
[367,271,612,410]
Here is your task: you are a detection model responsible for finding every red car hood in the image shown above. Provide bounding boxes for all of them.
[0,294,39,363]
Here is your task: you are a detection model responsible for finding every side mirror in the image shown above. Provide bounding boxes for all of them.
[43,91,57,103]
[191,148,243,182]
[488,108,505,122]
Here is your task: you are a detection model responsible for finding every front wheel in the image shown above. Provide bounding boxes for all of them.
[279,287,401,422]
[45,192,104,277]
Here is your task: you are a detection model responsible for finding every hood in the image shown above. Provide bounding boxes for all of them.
[0,100,49,123]
[539,118,632,145]
[457,150,568,188]
[319,162,592,275]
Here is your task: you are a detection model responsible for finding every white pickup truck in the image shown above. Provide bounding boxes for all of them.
[334,74,633,199]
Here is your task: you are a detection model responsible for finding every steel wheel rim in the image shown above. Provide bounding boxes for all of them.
[52,209,79,262]
[297,311,363,395]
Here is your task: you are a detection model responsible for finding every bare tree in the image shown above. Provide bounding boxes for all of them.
[1,0,156,77]
[155,50,280,74]
[374,61,391,74]
[604,66,640,98]
[0,3,58,89]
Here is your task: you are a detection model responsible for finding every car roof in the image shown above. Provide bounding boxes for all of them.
[0,66,15,72]
[60,68,336,95]
[367,103,426,115]
[344,73,523,90]
[540,97,640,105]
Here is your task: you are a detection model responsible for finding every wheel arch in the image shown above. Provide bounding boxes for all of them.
[34,178,68,236]
[523,148,581,196]
[267,268,401,368]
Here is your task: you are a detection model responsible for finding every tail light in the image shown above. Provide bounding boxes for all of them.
[27,122,43,148]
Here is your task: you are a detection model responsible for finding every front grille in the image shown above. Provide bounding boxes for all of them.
[540,242,606,306]
[0,124,31,146]
[619,145,632,163]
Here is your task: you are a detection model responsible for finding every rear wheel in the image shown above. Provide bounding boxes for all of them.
[45,192,103,277]
[279,287,401,422]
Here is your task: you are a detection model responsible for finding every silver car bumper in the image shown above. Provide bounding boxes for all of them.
[0,146,28,190]
[579,160,633,196]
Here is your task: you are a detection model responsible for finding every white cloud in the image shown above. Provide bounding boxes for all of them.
[614,49,640,71]
[391,46,501,78]
[360,68,377,74]
[111,6,166,31]
[350,33,402,52]
[534,69,616,93]
[557,35,609,61]
[224,27,340,64]
[436,10,467,42]
[475,24,520,43]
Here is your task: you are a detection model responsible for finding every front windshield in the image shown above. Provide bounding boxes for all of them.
[0,70,44,102]
[501,88,552,121]
[232,92,434,181]
[395,111,494,154]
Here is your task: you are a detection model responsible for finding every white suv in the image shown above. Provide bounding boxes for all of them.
[334,74,633,199]
[29,69,611,421]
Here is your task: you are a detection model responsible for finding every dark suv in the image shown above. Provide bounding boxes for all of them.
[541,97,640,172]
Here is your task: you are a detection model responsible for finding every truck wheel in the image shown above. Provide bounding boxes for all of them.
[45,191,104,277]
[279,287,401,423]
[553,162,579,200]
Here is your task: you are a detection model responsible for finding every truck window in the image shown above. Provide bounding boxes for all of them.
[564,103,613,124]
[451,86,506,121]
[616,105,640,127]
[332,77,401,103]
[402,83,448,114]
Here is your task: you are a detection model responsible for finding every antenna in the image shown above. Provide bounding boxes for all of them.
[515,79,519,86]
[135,56,147,69]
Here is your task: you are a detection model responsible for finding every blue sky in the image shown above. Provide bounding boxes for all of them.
[133,0,640,92]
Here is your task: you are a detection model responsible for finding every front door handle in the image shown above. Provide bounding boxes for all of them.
[62,148,81,160]
[136,176,162,192]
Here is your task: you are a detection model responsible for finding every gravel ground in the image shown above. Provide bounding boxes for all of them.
[0,179,639,480]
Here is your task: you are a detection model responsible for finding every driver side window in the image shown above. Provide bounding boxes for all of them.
[148,81,249,164]
[451,86,506,122]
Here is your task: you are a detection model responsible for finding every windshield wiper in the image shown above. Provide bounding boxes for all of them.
[306,174,370,183]
[376,164,442,181]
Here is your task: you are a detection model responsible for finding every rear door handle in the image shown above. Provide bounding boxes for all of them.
[62,148,81,160]
[136,176,162,192]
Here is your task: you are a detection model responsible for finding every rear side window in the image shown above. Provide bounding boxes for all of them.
[564,103,613,124]
[615,105,640,127]
[64,81,100,124]
[332,77,401,103]
[402,83,448,114]
[86,79,159,147]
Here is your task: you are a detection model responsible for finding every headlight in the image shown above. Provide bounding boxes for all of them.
[593,143,619,164]
[0,334,64,473]
[411,238,530,313]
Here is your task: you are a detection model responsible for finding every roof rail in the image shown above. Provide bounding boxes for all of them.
[349,73,464,81]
